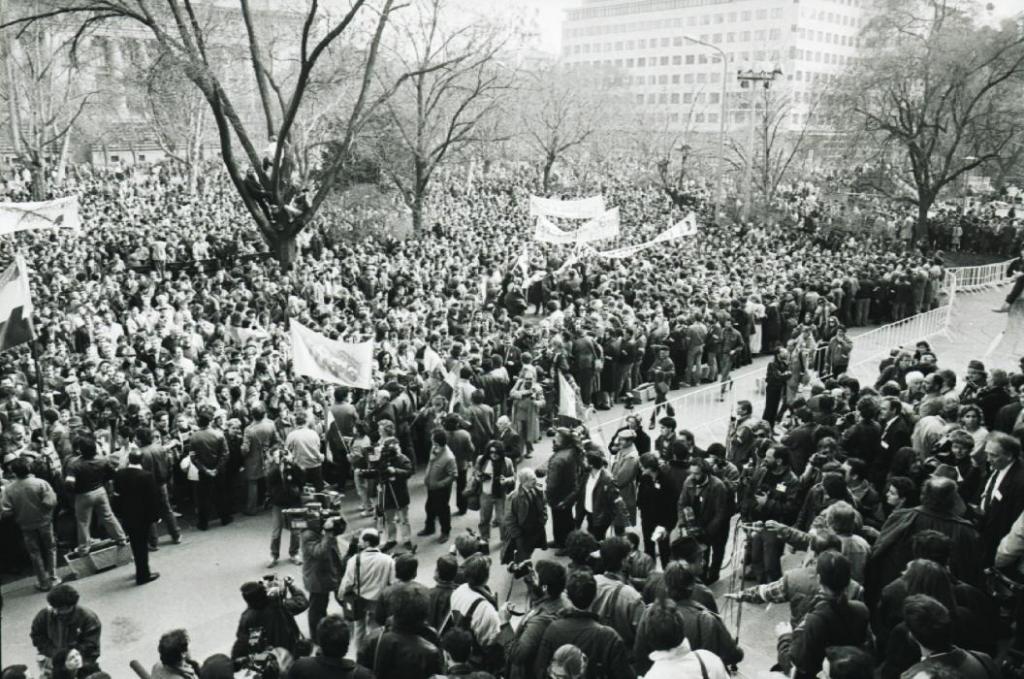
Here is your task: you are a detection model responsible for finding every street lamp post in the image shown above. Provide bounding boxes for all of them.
[736,64,782,221]
[682,36,727,223]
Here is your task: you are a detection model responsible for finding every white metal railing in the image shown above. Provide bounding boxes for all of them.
[948,259,1013,292]
[591,258,1013,447]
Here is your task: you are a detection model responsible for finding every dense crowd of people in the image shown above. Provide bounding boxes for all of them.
[1,159,1024,679]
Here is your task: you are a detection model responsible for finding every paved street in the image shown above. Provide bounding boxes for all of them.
[0,284,1009,676]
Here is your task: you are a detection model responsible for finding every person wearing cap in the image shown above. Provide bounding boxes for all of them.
[339,528,395,652]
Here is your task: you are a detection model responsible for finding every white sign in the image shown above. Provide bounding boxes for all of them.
[0,196,81,235]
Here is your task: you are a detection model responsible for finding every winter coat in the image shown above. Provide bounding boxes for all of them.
[534,609,636,679]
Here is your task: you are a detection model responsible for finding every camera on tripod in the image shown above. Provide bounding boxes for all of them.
[282,489,345,531]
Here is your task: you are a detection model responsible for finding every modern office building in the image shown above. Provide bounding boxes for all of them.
[560,0,868,134]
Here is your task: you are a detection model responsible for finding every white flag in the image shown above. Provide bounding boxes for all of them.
[290,320,374,389]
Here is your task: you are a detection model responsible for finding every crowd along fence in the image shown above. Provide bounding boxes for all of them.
[591,259,1014,448]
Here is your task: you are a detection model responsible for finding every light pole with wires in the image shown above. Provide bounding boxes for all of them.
[736,64,782,221]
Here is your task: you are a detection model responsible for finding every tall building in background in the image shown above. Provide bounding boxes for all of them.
[561,0,867,134]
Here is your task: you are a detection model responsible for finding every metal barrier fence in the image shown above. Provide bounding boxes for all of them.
[948,259,1013,292]
[591,259,1013,447]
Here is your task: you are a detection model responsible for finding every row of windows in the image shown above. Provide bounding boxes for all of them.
[616,72,832,98]
[568,0,864,22]
[565,49,855,71]
[640,110,820,127]
[800,5,861,26]
[567,0,774,23]
[566,3,863,35]
[796,28,859,46]
[565,30,860,56]
[564,9,784,39]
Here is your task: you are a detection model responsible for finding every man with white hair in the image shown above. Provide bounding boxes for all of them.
[496,415,524,464]
[502,467,548,563]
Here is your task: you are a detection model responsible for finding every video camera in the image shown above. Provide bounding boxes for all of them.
[282,488,345,532]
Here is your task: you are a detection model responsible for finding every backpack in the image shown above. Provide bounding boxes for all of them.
[439,596,503,672]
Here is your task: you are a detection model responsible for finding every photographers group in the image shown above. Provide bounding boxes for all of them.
[5,154,1024,679]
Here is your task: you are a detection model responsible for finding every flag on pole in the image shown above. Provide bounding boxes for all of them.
[0,256,35,351]
[290,320,374,389]
[558,371,587,423]
[0,196,81,236]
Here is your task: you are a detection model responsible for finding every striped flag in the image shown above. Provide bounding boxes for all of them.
[0,256,34,351]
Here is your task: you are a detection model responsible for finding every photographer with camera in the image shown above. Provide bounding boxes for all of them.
[678,457,732,585]
[267,448,304,568]
[300,513,346,638]
[497,560,570,679]
[367,436,411,553]
[231,575,309,662]
[740,446,801,583]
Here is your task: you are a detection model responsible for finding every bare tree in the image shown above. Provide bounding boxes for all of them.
[835,0,1024,238]
[519,64,625,193]
[726,86,823,207]
[2,0,407,265]
[374,0,515,232]
[124,47,209,191]
[3,18,93,199]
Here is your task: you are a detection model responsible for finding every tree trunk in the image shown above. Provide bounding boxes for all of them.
[268,230,298,268]
[411,189,424,233]
[29,160,47,200]
[55,133,71,183]
[915,194,933,246]
[542,154,555,193]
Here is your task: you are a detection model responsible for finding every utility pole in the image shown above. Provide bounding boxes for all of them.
[736,64,782,222]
